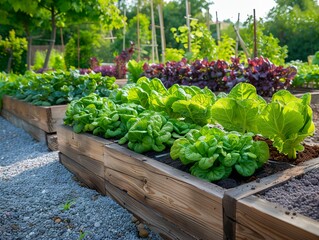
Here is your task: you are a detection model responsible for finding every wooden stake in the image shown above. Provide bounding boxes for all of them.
[158,4,166,63]
[186,0,191,52]
[235,13,240,58]
[233,25,250,59]
[216,11,220,43]
[253,9,257,58]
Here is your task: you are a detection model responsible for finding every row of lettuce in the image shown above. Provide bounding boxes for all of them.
[63,78,314,182]
[0,70,118,108]
[0,69,315,182]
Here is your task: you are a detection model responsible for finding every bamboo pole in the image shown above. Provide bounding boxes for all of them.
[158,4,166,63]
[253,9,257,58]
[233,24,250,59]
[151,0,155,63]
[216,11,220,44]
[185,0,191,52]
[137,1,140,61]
[235,13,240,58]
[123,7,126,51]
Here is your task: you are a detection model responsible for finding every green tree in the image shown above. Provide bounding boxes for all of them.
[264,0,319,61]
[0,29,27,73]
[0,0,124,70]
[64,29,102,68]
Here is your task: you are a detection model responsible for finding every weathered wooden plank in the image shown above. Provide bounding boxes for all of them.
[59,152,106,195]
[1,109,47,143]
[115,79,127,87]
[104,144,225,240]
[223,160,319,240]
[105,180,196,240]
[57,124,113,165]
[235,196,319,240]
[2,95,66,133]
[46,134,58,151]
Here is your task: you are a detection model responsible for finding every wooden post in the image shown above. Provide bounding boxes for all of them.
[185,0,191,52]
[158,4,166,63]
[137,0,141,61]
[216,11,220,44]
[123,7,126,51]
[77,27,80,68]
[60,27,64,52]
[233,25,251,59]
[253,9,257,58]
[151,0,156,63]
[235,13,240,58]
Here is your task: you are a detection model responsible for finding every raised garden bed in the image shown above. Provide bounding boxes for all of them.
[57,124,319,240]
[224,163,319,240]
[1,95,67,151]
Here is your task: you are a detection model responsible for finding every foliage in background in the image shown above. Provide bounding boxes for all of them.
[64,30,102,69]
[142,56,297,96]
[289,60,319,88]
[264,0,319,62]
[0,0,125,70]
[126,13,151,60]
[79,43,135,79]
[0,29,27,73]
[240,17,288,65]
[171,20,217,61]
[312,51,319,65]
[165,48,185,62]
[32,49,66,72]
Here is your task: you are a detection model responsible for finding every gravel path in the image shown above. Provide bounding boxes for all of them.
[0,117,162,240]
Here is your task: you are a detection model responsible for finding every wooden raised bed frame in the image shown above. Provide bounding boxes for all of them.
[57,124,319,240]
[1,95,67,151]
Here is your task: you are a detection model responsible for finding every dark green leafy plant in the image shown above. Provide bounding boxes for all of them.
[170,125,269,182]
[118,110,175,153]
[1,70,118,106]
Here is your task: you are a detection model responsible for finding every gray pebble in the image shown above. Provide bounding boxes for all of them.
[0,117,163,240]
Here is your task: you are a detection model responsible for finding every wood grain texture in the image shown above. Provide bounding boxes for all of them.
[235,196,319,240]
[1,109,47,143]
[105,181,196,240]
[223,160,319,240]
[59,152,106,195]
[46,134,58,151]
[104,144,225,240]
[57,124,112,166]
[2,95,66,132]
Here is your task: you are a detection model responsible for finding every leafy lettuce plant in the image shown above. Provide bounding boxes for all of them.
[127,60,145,83]
[118,110,174,153]
[170,125,269,182]
[257,90,315,159]
[64,93,145,139]
[211,83,267,133]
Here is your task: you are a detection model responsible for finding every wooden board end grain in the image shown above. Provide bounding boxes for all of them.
[59,152,106,195]
[46,134,58,151]
[104,143,225,240]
